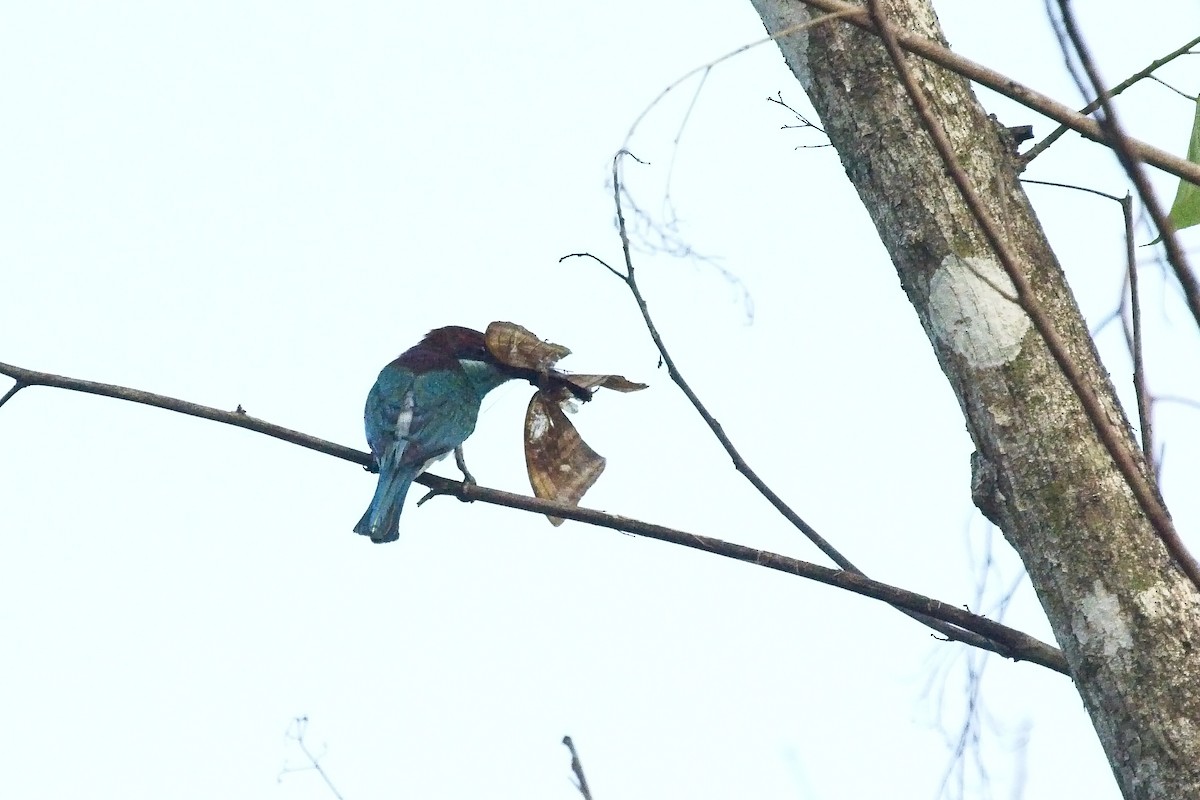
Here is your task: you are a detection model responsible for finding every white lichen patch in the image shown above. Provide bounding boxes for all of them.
[1074,581,1133,659]
[1134,584,1173,619]
[928,255,1031,368]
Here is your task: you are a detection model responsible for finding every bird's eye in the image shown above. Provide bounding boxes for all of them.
[460,345,491,362]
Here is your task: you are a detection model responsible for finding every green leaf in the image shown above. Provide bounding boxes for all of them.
[1166,98,1200,233]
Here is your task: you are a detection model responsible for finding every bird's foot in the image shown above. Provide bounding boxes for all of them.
[454,446,477,486]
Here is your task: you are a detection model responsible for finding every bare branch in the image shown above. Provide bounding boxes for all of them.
[1024,33,1200,162]
[1020,177,1125,204]
[601,155,856,566]
[1123,194,1156,473]
[767,92,827,134]
[1147,75,1196,102]
[562,736,595,800]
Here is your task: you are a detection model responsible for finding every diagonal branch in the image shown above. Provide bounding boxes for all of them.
[562,736,594,800]
[0,358,1068,674]
[864,0,1200,591]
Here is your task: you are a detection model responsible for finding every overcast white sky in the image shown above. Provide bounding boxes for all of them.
[3,2,1199,799]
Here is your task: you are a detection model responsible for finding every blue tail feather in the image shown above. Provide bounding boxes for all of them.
[354,463,419,543]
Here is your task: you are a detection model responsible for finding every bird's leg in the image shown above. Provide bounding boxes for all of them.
[454,445,476,485]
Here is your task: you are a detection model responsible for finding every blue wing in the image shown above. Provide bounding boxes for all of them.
[355,365,486,543]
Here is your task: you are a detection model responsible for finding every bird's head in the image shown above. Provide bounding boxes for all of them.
[394,326,498,374]
[419,326,493,362]
[396,325,592,402]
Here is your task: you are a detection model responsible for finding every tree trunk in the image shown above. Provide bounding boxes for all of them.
[746,1,1200,798]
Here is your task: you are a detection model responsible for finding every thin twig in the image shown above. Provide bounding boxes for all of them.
[279,717,345,800]
[1020,178,1124,203]
[865,0,1200,591]
[615,10,855,315]
[1147,75,1196,102]
[1124,194,1155,473]
[1156,394,1200,411]
[0,358,1068,673]
[932,523,1009,800]
[1024,33,1200,162]
[622,9,857,149]
[789,0,1200,187]
[562,736,594,800]
[602,155,859,571]
[0,381,26,410]
[767,91,827,138]
[1052,0,1200,340]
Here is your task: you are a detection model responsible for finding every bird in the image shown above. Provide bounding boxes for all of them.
[354,326,519,543]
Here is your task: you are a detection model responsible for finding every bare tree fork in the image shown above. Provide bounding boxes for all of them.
[1024,32,1200,162]
[783,0,1200,187]
[1051,1,1200,342]
[744,1,1200,797]
[567,151,1034,659]
[278,716,345,800]
[766,91,829,146]
[0,359,1068,673]
[562,736,594,800]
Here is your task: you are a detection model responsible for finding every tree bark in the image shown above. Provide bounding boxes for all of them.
[746,1,1200,798]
